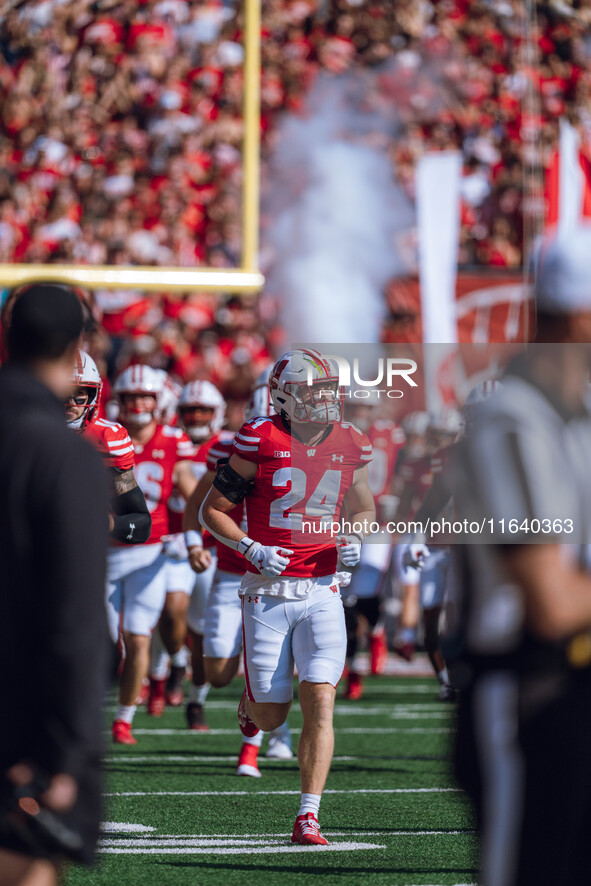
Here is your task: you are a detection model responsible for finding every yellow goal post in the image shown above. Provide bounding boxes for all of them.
[0,0,264,296]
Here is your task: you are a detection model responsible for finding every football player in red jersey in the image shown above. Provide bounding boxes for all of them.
[397,408,462,699]
[201,349,375,845]
[148,379,226,721]
[65,350,151,545]
[413,389,500,702]
[340,401,406,699]
[107,366,198,744]
[184,366,294,770]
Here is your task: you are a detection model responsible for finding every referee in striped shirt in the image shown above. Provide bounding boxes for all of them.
[452,226,591,886]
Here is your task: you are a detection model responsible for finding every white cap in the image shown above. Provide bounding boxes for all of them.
[534,226,591,314]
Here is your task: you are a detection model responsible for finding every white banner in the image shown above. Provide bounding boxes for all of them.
[558,117,584,232]
[416,152,461,410]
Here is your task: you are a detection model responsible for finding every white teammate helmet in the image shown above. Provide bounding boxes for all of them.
[401,411,429,437]
[67,349,103,430]
[269,349,343,424]
[177,379,225,442]
[428,407,463,437]
[113,364,164,428]
[245,363,273,421]
[462,378,503,431]
[152,369,182,425]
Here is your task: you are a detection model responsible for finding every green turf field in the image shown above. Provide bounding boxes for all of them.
[65,671,477,886]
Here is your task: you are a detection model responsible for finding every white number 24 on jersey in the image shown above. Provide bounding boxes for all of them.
[269,467,341,530]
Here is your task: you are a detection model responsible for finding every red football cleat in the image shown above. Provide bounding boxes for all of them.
[291,814,328,845]
[165,666,185,707]
[148,677,166,716]
[112,719,137,745]
[236,742,261,777]
[370,631,388,675]
[238,689,259,738]
[343,671,363,700]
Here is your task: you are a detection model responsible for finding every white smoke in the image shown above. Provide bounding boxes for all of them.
[261,69,413,347]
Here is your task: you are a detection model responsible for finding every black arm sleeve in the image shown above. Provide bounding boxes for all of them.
[212,457,255,504]
[110,484,152,544]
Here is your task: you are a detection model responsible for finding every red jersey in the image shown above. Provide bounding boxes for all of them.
[232,416,372,578]
[206,431,246,575]
[430,443,454,485]
[83,418,135,471]
[366,419,405,503]
[133,425,194,544]
[167,433,220,535]
[399,454,433,517]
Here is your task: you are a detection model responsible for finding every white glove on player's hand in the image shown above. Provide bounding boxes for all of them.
[243,542,294,577]
[336,535,362,568]
[402,543,430,570]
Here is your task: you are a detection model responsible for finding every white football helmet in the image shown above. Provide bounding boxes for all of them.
[245,363,273,421]
[401,411,429,437]
[67,349,103,430]
[464,378,502,408]
[152,369,182,425]
[113,364,164,428]
[269,349,343,424]
[462,379,503,431]
[428,407,463,437]
[178,379,225,442]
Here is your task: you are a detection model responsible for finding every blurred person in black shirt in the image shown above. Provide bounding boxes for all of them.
[453,227,591,886]
[0,284,110,886]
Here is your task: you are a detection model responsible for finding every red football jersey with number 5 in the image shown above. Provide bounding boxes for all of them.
[232,415,372,578]
[133,425,194,544]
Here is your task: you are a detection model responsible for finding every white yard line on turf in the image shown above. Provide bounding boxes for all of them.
[105,754,409,763]
[104,787,460,797]
[114,727,452,736]
[99,830,475,839]
[98,842,386,855]
[105,698,445,715]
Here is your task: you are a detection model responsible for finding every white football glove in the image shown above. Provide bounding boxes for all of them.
[336,535,362,568]
[402,543,430,571]
[243,542,294,577]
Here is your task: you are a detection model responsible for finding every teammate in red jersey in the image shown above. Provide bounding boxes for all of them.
[184,366,293,770]
[107,365,198,744]
[340,402,406,699]
[398,408,462,699]
[65,350,151,546]
[201,349,375,844]
[148,379,227,722]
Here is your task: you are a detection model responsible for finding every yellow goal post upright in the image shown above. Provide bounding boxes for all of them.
[0,0,264,297]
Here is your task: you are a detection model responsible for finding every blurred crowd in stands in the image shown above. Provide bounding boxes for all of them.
[1,0,589,395]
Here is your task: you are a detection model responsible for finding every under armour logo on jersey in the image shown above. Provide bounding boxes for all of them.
[127,523,135,540]
[274,451,290,458]
[152,449,165,459]
[332,454,344,462]
[307,449,316,457]
[248,596,260,604]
